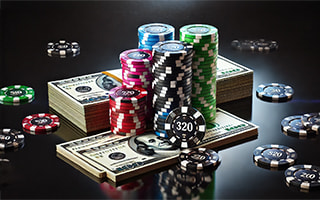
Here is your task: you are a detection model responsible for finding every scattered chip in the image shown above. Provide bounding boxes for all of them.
[47,39,80,58]
[256,83,294,102]
[301,113,320,134]
[253,144,297,169]
[22,113,60,134]
[0,85,35,105]
[0,129,25,151]
[231,39,278,53]
[285,164,320,190]
[178,148,221,171]
[281,115,317,137]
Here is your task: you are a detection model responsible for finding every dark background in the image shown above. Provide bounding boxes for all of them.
[1,0,320,199]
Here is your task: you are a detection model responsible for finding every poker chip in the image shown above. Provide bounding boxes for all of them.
[22,113,60,134]
[178,148,221,171]
[301,113,320,134]
[152,41,193,137]
[138,23,175,50]
[231,39,278,53]
[253,144,297,169]
[164,106,206,148]
[109,85,147,136]
[285,164,320,190]
[180,24,218,122]
[0,129,25,151]
[256,83,294,102]
[281,115,318,137]
[47,39,80,58]
[0,85,35,104]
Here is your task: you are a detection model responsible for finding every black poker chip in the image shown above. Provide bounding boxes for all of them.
[256,83,294,102]
[231,39,278,53]
[164,106,206,148]
[178,148,221,171]
[281,115,318,137]
[253,144,297,169]
[47,40,80,58]
[0,129,25,151]
[285,164,320,191]
[301,113,320,134]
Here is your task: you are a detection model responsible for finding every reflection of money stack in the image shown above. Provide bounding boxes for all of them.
[48,70,122,133]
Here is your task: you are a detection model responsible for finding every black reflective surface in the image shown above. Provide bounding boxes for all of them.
[1,1,320,199]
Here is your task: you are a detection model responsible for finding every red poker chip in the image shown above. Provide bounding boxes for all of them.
[110,110,146,118]
[111,118,146,126]
[121,62,152,69]
[109,85,147,104]
[119,49,153,65]
[111,126,146,136]
[110,107,146,115]
[122,75,154,82]
[122,80,151,87]
[109,102,145,110]
[122,70,151,76]
[109,98,146,107]
[22,113,60,133]
[110,120,146,129]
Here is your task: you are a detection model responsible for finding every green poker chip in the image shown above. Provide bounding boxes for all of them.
[0,85,35,104]
[179,24,218,39]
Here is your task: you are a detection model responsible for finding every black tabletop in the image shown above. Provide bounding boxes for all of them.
[1,1,320,199]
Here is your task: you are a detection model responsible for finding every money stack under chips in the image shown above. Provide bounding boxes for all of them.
[180,24,218,122]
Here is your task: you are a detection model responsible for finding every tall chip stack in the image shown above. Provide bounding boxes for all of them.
[138,23,175,50]
[180,24,219,122]
[151,40,194,138]
[119,49,154,121]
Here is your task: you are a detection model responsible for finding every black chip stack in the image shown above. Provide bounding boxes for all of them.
[151,40,194,138]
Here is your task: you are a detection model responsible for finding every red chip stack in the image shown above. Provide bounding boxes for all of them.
[109,85,147,136]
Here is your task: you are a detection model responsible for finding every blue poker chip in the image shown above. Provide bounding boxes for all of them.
[256,83,294,102]
[281,115,318,137]
[253,144,297,169]
[155,130,168,138]
[285,164,320,190]
[138,23,175,39]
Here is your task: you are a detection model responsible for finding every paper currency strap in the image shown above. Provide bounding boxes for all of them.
[101,71,123,83]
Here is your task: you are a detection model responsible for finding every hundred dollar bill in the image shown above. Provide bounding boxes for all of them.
[56,108,258,183]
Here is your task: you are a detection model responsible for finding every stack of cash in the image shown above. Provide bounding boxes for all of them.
[48,70,122,133]
[48,55,253,133]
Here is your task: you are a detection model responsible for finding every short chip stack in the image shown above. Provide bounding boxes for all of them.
[119,49,154,121]
[109,85,147,136]
[138,23,175,50]
[47,39,80,58]
[151,40,193,138]
[180,24,219,122]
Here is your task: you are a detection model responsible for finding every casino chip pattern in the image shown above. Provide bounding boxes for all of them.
[22,113,60,135]
[179,24,218,122]
[0,129,25,151]
[109,85,147,136]
[47,39,80,58]
[151,40,194,138]
[120,49,154,121]
[164,106,206,148]
[138,23,175,50]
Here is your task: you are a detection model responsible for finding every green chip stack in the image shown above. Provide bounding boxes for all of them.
[179,24,218,122]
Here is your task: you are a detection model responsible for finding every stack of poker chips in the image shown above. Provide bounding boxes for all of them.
[152,40,194,138]
[109,85,147,136]
[0,85,35,106]
[47,39,80,58]
[138,23,175,50]
[180,24,219,122]
[119,49,154,121]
